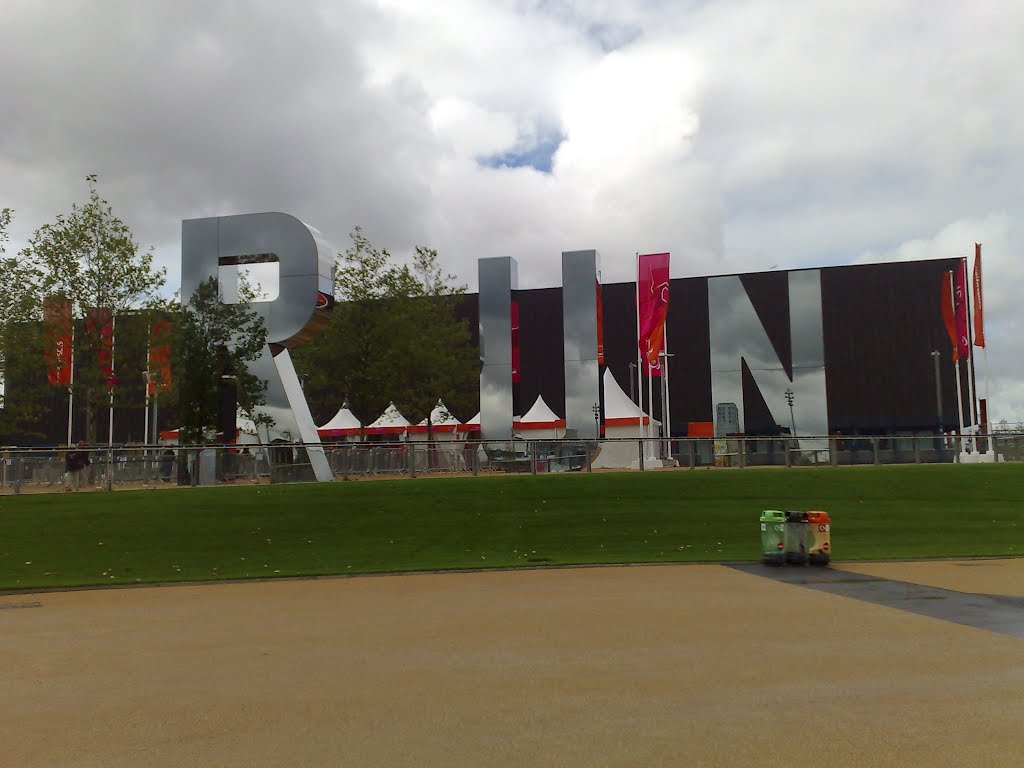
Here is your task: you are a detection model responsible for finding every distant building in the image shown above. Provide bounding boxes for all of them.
[716,402,740,436]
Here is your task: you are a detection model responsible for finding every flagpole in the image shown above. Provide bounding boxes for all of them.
[975,243,991,448]
[635,253,645,439]
[108,314,115,448]
[67,322,75,446]
[648,364,654,453]
[949,270,965,453]
[962,257,978,452]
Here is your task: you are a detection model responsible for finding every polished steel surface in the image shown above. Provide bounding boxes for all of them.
[708,270,827,445]
[561,250,601,437]
[181,212,335,481]
[478,257,518,440]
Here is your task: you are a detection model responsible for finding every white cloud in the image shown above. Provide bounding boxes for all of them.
[1,0,1022,416]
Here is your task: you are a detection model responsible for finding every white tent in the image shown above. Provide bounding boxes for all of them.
[365,401,410,439]
[457,411,480,435]
[593,369,661,469]
[517,395,566,439]
[158,410,262,446]
[408,399,461,442]
[317,401,361,441]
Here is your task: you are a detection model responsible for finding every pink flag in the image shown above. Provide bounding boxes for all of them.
[637,253,670,376]
[953,259,970,361]
[972,243,985,348]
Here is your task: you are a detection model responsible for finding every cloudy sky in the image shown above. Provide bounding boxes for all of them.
[2,0,1022,420]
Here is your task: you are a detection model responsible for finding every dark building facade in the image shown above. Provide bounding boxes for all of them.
[502,257,971,438]
[3,257,970,445]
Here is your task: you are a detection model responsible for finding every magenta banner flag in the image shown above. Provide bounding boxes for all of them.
[637,252,670,377]
[953,259,970,361]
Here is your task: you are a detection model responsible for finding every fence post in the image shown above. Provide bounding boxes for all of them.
[531,441,538,475]
[106,448,113,491]
[830,437,838,466]
[688,441,695,470]
[872,437,880,465]
[913,437,921,464]
[739,439,747,469]
[638,440,645,471]
[472,443,479,476]
[785,440,792,468]
[13,457,22,495]
[586,441,592,473]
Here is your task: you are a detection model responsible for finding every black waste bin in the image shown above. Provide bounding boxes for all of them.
[784,510,809,565]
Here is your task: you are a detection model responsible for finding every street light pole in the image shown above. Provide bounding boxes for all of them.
[785,388,796,438]
[592,402,601,441]
[628,363,637,405]
[931,350,943,426]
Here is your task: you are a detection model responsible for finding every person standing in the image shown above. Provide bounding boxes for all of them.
[65,441,91,491]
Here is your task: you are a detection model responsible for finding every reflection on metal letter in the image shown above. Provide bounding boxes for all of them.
[708,270,827,447]
[181,212,335,482]
[562,250,601,437]
[478,257,518,441]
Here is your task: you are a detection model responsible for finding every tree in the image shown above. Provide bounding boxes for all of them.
[385,246,477,437]
[293,228,477,434]
[174,277,269,445]
[17,175,167,442]
[0,208,49,440]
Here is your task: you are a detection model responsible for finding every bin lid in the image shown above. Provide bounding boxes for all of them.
[760,510,786,522]
[806,510,830,524]
[785,510,808,522]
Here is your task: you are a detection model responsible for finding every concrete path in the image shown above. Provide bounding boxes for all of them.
[3,564,1023,767]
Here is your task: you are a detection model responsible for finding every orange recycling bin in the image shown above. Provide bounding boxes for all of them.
[806,511,831,566]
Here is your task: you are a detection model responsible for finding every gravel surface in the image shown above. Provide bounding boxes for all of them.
[3,564,1023,767]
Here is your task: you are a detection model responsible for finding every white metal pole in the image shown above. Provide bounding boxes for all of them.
[66,323,75,446]
[635,253,645,441]
[108,314,115,448]
[947,270,965,455]
[663,335,672,449]
[962,258,978,452]
[954,359,965,454]
[648,368,655,455]
[143,384,150,450]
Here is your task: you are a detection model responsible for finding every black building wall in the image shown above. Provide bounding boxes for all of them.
[3,257,972,444]
[500,257,972,436]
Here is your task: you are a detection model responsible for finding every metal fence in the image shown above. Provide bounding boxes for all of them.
[1,433,1021,495]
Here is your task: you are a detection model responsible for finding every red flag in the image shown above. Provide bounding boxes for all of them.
[637,252,670,376]
[940,270,958,362]
[973,243,985,348]
[148,318,172,394]
[86,308,117,391]
[953,259,970,361]
[43,297,73,388]
[511,301,520,384]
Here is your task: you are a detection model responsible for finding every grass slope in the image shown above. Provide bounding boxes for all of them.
[1,464,1021,590]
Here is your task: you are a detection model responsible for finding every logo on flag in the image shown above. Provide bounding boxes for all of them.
[637,253,670,376]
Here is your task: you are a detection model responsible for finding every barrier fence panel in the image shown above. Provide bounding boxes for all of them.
[0,433,1020,495]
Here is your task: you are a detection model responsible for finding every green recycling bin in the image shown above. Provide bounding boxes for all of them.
[784,511,809,565]
[760,510,787,565]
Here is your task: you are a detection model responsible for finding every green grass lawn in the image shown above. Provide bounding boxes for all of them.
[1,464,1021,590]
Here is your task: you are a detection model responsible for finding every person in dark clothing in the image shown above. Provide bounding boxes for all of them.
[65,441,91,491]
[160,449,175,482]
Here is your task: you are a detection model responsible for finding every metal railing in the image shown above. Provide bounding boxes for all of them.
[1,433,1020,495]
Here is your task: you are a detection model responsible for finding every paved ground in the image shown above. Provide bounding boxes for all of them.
[838,558,1024,597]
[3,562,1024,767]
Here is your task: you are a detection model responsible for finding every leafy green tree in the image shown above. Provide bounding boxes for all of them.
[174,277,269,445]
[0,208,48,440]
[294,228,477,435]
[385,246,477,436]
[17,175,167,442]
